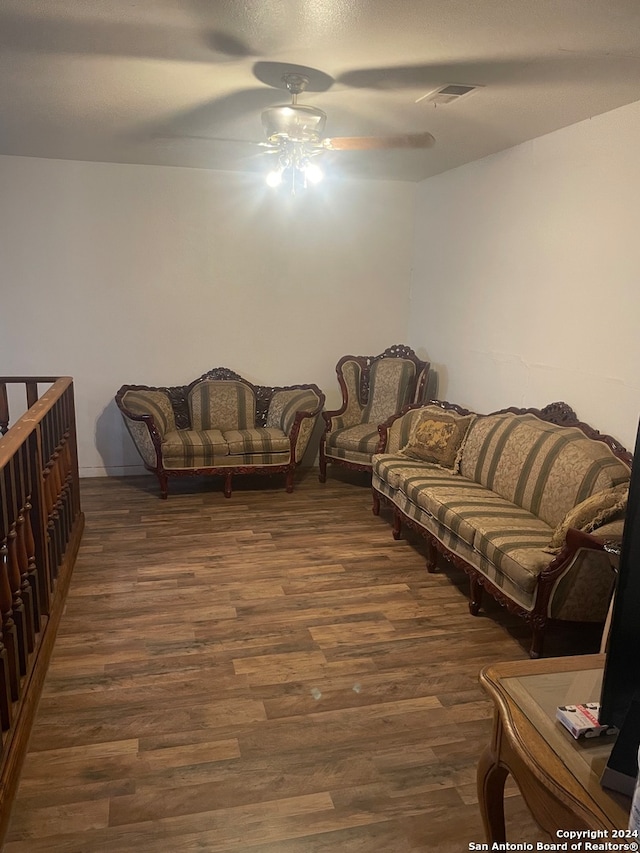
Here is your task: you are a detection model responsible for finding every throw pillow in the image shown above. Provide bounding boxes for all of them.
[400,411,476,469]
[547,484,629,550]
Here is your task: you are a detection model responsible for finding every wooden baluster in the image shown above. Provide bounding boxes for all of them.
[16,512,35,653]
[16,449,41,633]
[0,544,19,702]
[56,492,68,562]
[27,430,52,617]
[0,548,12,729]
[51,451,64,564]
[22,498,41,627]
[51,450,63,499]
[40,464,55,594]
[61,479,72,554]
[57,446,71,553]
[62,435,71,477]
[53,504,64,568]
[43,463,54,517]
[62,438,75,536]
[0,617,11,732]
[42,463,54,598]
[0,385,8,436]
[47,518,59,582]
[46,519,56,587]
[6,526,28,676]
[43,464,61,579]
[25,382,38,409]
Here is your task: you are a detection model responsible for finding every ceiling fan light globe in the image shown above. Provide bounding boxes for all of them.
[265,169,283,188]
[261,104,327,144]
[304,162,324,184]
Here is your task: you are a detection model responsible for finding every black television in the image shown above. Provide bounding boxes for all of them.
[599,417,640,732]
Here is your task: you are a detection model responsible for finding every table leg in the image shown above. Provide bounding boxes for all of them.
[477,742,509,843]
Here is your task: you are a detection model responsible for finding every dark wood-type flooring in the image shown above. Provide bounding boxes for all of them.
[4,470,601,852]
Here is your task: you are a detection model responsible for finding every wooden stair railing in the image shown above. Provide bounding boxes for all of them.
[0,377,84,845]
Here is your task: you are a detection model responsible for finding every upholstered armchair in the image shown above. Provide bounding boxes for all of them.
[319,345,433,481]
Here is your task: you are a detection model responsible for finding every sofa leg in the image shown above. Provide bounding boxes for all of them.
[224,472,232,499]
[372,491,380,516]
[529,620,546,659]
[158,473,168,500]
[285,470,294,493]
[318,450,327,483]
[392,510,402,540]
[469,576,483,615]
[426,540,438,573]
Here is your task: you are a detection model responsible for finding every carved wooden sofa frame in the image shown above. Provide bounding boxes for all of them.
[116,367,325,499]
[371,400,631,657]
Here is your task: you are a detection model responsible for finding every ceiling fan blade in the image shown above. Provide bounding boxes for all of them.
[323,132,435,151]
[156,134,273,147]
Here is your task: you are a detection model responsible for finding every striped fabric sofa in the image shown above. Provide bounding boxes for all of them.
[372,400,631,657]
[116,367,324,499]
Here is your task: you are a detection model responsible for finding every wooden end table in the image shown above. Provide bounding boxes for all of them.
[478,654,630,842]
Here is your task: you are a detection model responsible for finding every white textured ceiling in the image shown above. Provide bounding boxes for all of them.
[3,0,640,181]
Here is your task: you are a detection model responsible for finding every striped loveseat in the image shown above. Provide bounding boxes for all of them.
[372,400,631,657]
[116,368,324,499]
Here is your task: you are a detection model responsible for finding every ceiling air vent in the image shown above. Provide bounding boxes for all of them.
[416,84,480,106]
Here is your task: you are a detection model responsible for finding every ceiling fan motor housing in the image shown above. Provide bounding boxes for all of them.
[261,104,327,144]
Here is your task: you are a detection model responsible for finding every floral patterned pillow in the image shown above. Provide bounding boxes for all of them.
[547,484,628,550]
[400,412,476,469]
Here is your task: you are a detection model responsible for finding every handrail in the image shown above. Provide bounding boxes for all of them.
[0,376,84,845]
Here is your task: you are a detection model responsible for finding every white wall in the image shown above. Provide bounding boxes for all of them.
[0,156,416,475]
[409,99,640,451]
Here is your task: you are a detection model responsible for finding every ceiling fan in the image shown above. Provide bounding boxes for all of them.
[151,59,437,189]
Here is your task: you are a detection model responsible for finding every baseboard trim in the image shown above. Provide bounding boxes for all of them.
[79,465,150,478]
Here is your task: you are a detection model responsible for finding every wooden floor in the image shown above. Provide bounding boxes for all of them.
[4,469,601,852]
